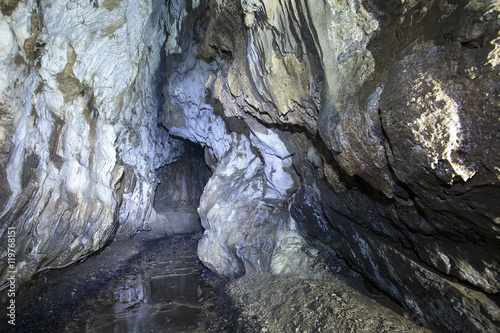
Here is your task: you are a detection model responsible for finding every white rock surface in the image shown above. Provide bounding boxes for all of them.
[1,1,499,331]
[0,0,183,287]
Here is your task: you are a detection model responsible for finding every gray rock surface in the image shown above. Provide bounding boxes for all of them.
[166,0,500,331]
[0,0,499,331]
[0,0,184,288]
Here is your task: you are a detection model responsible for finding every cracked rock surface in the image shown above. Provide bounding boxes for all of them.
[162,1,500,331]
[0,0,499,331]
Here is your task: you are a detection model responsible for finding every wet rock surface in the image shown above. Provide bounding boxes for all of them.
[0,233,253,332]
[0,0,186,288]
[166,1,500,331]
[0,232,431,333]
[1,0,499,331]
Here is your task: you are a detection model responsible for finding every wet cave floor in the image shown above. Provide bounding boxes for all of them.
[2,232,433,333]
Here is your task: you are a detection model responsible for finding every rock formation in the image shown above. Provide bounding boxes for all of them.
[0,0,185,287]
[1,0,499,331]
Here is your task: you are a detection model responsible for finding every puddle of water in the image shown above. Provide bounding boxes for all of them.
[66,236,215,333]
[3,232,425,333]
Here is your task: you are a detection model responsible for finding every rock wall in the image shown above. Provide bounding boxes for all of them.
[161,0,500,331]
[0,0,499,331]
[161,0,329,281]
[0,0,184,290]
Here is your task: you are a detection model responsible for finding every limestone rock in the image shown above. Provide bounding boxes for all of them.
[200,0,322,133]
[159,0,319,279]
[0,0,499,331]
[197,134,300,276]
[302,1,500,331]
[182,0,500,331]
[0,0,183,288]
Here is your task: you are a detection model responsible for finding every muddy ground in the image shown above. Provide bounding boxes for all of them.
[0,232,436,332]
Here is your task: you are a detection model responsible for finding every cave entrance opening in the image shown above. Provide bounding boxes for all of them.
[151,139,212,236]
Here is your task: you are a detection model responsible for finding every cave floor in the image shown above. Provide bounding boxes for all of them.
[4,232,432,333]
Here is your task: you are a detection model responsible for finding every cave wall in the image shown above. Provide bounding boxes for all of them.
[161,0,500,331]
[0,0,184,289]
[161,0,326,279]
[0,0,499,331]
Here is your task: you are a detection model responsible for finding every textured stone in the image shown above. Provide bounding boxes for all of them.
[297,1,500,331]
[197,133,305,276]
[160,0,318,279]
[1,0,499,331]
[179,0,500,331]
[200,0,322,133]
[0,0,184,288]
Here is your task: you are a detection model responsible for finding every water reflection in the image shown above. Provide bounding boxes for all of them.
[81,257,209,332]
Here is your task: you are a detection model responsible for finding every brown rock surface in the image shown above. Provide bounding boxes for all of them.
[0,0,499,331]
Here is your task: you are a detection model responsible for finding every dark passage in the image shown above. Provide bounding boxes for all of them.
[150,141,212,236]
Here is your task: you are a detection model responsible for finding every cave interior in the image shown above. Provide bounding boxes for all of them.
[0,0,499,332]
